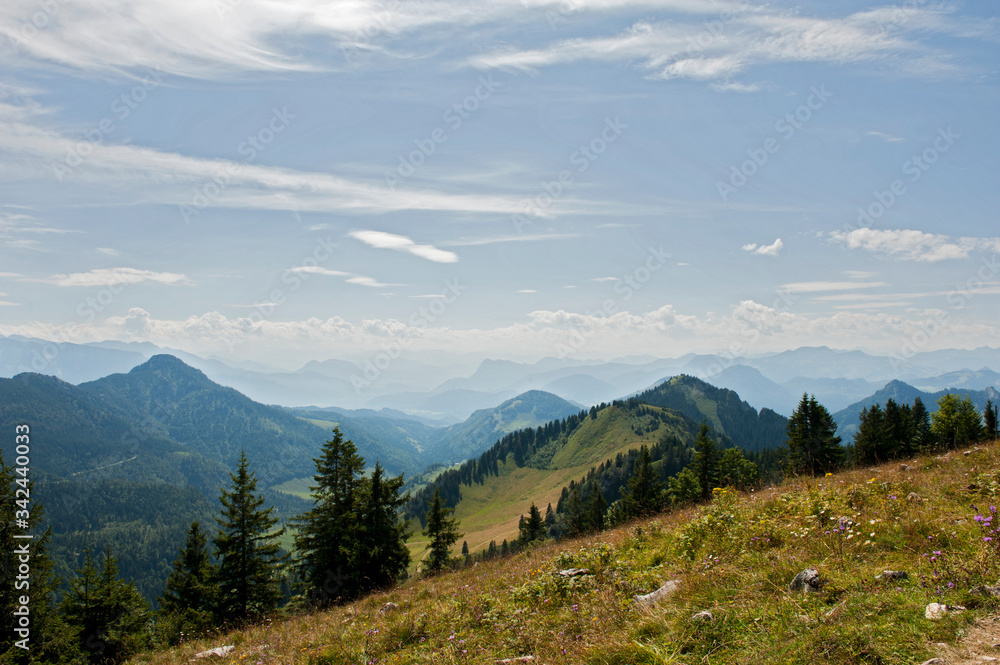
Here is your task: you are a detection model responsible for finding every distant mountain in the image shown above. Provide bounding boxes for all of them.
[909,368,1000,393]
[698,364,796,416]
[832,380,1000,439]
[780,376,881,414]
[0,335,146,383]
[77,354,343,486]
[745,346,901,383]
[424,390,583,463]
[634,375,788,453]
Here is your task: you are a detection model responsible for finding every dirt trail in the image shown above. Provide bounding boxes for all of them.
[930,615,1000,664]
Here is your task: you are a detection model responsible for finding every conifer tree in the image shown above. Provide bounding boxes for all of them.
[692,422,720,500]
[214,451,286,624]
[932,394,986,448]
[293,427,365,605]
[352,462,410,593]
[984,400,998,440]
[561,486,587,537]
[853,403,885,466]
[423,488,461,574]
[159,522,217,641]
[61,546,150,664]
[585,486,607,532]
[911,397,936,451]
[717,447,760,491]
[785,394,843,475]
[622,445,665,517]
[668,467,701,507]
[518,503,546,543]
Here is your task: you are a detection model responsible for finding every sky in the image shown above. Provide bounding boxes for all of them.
[0,0,998,370]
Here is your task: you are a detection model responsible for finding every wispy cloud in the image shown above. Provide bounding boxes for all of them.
[346,276,397,288]
[349,230,458,263]
[781,280,888,293]
[742,238,783,256]
[286,265,394,289]
[830,228,1000,262]
[868,130,904,142]
[30,267,191,287]
[444,233,581,247]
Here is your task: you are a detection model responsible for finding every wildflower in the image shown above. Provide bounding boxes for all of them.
[985,537,994,543]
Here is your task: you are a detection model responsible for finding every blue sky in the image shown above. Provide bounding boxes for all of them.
[0,0,998,369]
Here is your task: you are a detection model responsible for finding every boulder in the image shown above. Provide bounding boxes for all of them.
[877,570,908,581]
[788,569,824,593]
[193,646,235,659]
[633,580,681,607]
[380,602,400,614]
[925,602,965,619]
[557,568,592,578]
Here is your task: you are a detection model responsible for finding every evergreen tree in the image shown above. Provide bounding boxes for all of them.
[622,445,665,518]
[158,522,217,642]
[984,400,999,440]
[214,451,286,624]
[585,485,607,533]
[717,447,759,491]
[692,422,720,501]
[518,503,546,544]
[911,397,936,452]
[853,403,885,466]
[352,462,411,592]
[61,546,151,664]
[785,394,843,476]
[292,427,365,605]
[561,487,587,537]
[932,394,986,448]
[667,467,701,507]
[423,488,461,574]
[544,503,559,540]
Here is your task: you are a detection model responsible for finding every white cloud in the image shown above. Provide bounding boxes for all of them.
[96,248,121,256]
[286,266,351,277]
[830,228,1000,262]
[517,289,537,293]
[868,131,903,142]
[346,276,396,288]
[742,238,783,256]
[30,267,190,287]
[781,280,887,293]
[348,230,458,263]
[0,301,19,306]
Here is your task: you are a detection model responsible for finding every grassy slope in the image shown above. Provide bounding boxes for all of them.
[133,438,1000,665]
[439,405,688,554]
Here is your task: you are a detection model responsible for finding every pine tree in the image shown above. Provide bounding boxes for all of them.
[622,445,665,518]
[518,503,546,544]
[214,451,286,624]
[423,488,461,574]
[352,462,411,593]
[984,400,998,440]
[911,397,936,452]
[717,447,759,491]
[158,522,217,641]
[932,394,986,448]
[786,394,843,475]
[853,403,885,465]
[692,422,720,501]
[544,503,559,539]
[667,467,701,507]
[292,427,366,605]
[585,486,607,533]
[61,547,150,664]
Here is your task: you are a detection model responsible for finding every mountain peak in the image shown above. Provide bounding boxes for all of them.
[131,354,209,379]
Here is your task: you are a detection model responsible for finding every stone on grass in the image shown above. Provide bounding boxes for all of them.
[495,657,534,664]
[918,659,944,665]
[971,585,1000,597]
[633,580,681,607]
[380,602,399,614]
[925,602,965,620]
[900,464,910,471]
[557,568,592,578]
[878,570,908,581]
[788,569,824,593]
[691,611,713,622]
[193,646,235,659]
[907,492,923,504]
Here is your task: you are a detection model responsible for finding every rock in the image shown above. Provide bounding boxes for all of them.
[557,568,592,578]
[788,569,824,593]
[980,657,997,662]
[380,602,399,614]
[926,602,966,619]
[495,658,534,664]
[633,580,681,607]
[878,570,908,581]
[900,464,910,471]
[971,585,1000,597]
[919,660,945,665]
[691,611,713,622]
[907,492,923,504]
[193,646,235,659]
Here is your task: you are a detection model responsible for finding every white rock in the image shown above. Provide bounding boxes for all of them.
[193,646,235,659]
[633,580,681,607]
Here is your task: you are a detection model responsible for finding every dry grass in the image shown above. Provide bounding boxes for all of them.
[131,440,1000,665]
